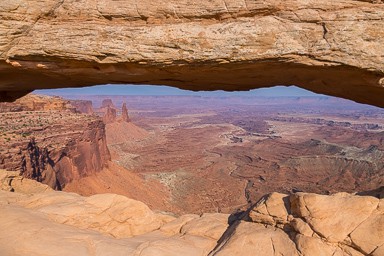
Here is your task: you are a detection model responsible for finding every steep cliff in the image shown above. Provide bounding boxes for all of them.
[0,0,383,106]
[0,95,110,189]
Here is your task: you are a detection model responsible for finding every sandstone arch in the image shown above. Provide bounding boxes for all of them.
[0,0,383,106]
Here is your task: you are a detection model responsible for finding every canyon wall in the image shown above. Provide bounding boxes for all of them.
[0,95,110,189]
[0,0,383,106]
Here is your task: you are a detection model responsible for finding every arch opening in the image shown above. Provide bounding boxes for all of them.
[1,60,384,108]
[2,85,382,214]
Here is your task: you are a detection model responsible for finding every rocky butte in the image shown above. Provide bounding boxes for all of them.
[121,103,130,122]
[102,105,117,124]
[0,0,383,107]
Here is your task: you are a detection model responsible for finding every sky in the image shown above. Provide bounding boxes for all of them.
[35,84,321,97]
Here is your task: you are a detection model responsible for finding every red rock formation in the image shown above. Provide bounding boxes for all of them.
[121,103,130,122]
[0,95,111,190]
[21,137,57,186]
[51,119,111,188]
[101,99,116,109]
[103,106,117,124]
[70,100,94,114]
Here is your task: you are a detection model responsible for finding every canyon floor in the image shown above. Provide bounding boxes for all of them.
[63,95,384,215]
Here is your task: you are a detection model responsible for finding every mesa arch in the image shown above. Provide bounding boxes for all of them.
[0,0,383,107]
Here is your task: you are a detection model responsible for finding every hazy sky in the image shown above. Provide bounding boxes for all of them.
[36,84,321,97]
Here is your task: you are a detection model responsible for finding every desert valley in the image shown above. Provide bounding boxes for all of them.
[61,93,384,214]
[0,89,383,255]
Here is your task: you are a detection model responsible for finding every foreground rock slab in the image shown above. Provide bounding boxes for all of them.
[0,173,383,255]
[0,0,384,106]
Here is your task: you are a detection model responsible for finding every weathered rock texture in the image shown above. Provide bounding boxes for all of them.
[0,95,110,189]
[211,192,384,256]
[0,0,383,106]
[0,173,382,256]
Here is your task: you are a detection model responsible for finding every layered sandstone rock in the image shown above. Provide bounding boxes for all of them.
[0,174,382,256]
[0,169,53,193]
[215,192,384,256]
[0,0,383,106]
[0,94,76,112]
[0,95,110,189]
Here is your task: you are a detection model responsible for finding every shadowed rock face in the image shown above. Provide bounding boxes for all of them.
[0,0,383,106]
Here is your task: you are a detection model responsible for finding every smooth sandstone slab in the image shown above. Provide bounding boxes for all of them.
[0,174,383,256]
[0,0,383,106]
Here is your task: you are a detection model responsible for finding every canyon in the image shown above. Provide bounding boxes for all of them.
[0,92,383,255]
[58,94,384,215]
[0,0,383,254]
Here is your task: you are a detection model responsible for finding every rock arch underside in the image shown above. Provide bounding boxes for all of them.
[0,0,383,107]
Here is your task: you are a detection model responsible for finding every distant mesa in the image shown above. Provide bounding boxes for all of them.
[69,100,94,114]
[99,99,130,124]
[101,99,116,109]
[0,94,76,112]
[0,93,96,115]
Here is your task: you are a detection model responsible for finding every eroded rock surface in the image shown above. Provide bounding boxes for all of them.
[0,173,382,256]
[0,0,383,106]
[0,94,110,189]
